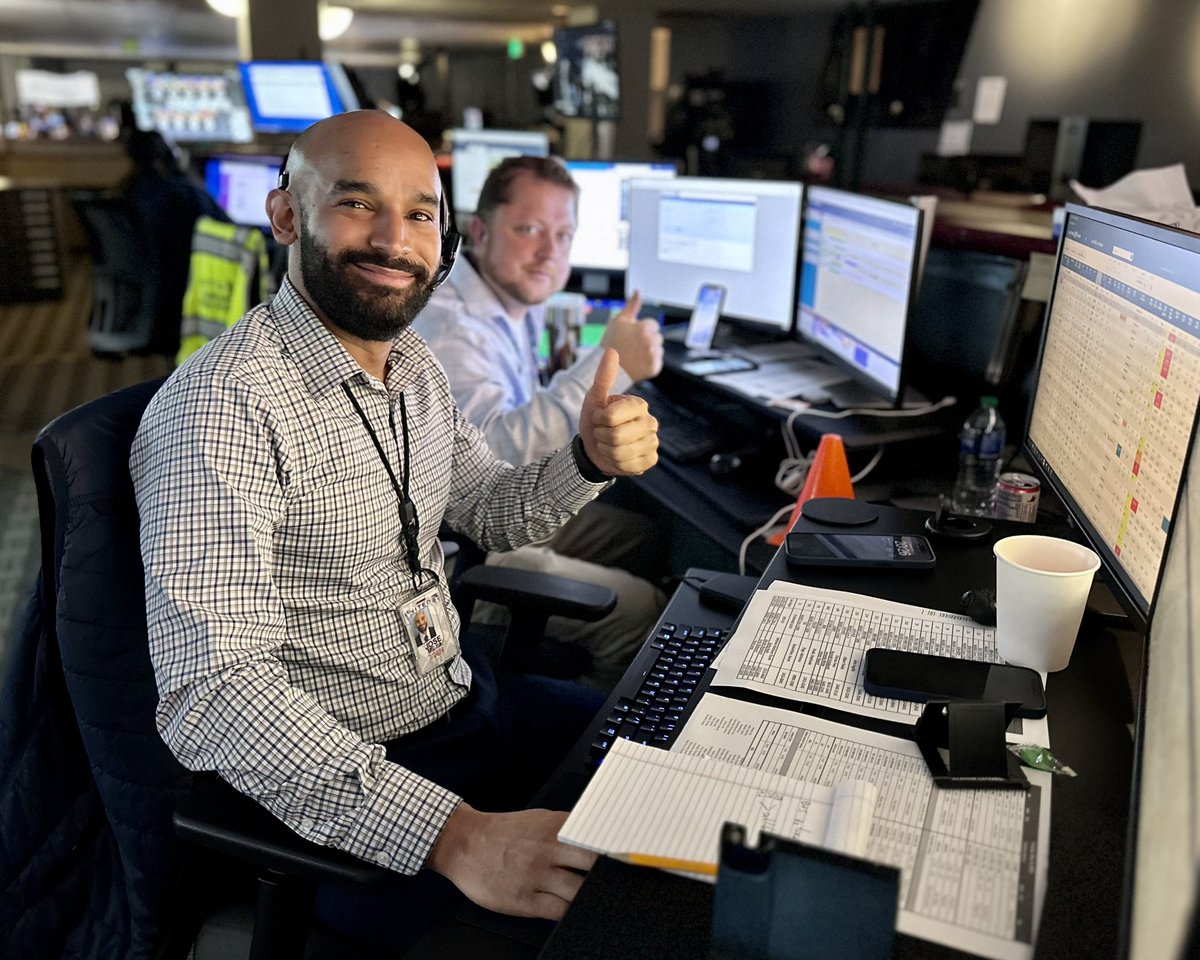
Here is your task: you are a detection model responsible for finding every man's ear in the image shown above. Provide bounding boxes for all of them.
[265,188,298,245]
[468,213,487,252]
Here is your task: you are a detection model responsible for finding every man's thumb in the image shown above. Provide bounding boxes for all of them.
[587,348,620,407]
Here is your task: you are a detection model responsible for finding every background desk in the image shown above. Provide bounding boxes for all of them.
[538,504,1139,960]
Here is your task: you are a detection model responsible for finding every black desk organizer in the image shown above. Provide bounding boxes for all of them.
[914,700,1029,789]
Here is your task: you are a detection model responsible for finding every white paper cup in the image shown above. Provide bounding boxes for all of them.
[993,535,1101,672]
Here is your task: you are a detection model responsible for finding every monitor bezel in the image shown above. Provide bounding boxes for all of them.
[624,174,804,339]
[1021,203,1200,632]
[793,185,925,407]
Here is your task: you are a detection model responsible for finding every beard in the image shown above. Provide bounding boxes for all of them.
[299,229,436,342]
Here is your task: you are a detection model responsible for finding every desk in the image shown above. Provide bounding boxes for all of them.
[538,504,1138,959]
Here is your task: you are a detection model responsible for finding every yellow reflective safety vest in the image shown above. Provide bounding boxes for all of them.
[176,217,270,365]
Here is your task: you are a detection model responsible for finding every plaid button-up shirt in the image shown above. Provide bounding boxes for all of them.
[131,277,603,874]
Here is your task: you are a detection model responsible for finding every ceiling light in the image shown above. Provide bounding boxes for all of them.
[319,4,354,42]
[205,0,245,17]
[541,41,557,64]
[398,63,415,80]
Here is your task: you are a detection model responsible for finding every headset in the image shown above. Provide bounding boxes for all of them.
[277,158,460,291]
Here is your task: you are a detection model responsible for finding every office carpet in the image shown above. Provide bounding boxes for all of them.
[0,258,170,676]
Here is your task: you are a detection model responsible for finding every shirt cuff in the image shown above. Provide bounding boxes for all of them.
[571,434,611,483]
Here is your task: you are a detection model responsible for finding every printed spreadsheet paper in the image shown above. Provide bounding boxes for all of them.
[558,737,877,881]
[711,581,1051,745]
[675,693,1050,960]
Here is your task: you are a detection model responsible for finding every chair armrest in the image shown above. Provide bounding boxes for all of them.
[455,565,617,623]
[174,775,388,887]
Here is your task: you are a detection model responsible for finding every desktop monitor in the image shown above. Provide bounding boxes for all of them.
[126,67,253,144]
[795,186,923,405]
[449,128,551,224]
[204,155,281,229]
[1024,204,1200,627]
[625,176,804,335]
[565,160,676,272]
[237,61,354,135]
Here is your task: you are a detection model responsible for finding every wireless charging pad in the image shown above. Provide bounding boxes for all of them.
[800,497,880,527]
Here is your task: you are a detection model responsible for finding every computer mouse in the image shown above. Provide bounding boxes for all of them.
[708,452,743,477]
[961,587,997,626]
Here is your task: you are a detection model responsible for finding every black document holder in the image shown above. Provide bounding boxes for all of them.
[914,700,1030,789]
[710,823,899,960]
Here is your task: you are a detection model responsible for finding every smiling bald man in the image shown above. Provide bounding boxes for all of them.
[131,110,659,950]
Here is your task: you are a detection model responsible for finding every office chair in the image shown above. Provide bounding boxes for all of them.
[69,194,160,355]
[27,377,615,959]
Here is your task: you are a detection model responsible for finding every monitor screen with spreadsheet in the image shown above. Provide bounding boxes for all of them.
[625,176,803,334]
[795,186,924,404]
[1025,204,1200,624]
[565,161,676,272]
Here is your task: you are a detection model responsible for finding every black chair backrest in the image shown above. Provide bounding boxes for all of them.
[69,195,159,281]
[31,377,199,959]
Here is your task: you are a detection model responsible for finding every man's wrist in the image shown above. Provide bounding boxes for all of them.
[572,434,610,483]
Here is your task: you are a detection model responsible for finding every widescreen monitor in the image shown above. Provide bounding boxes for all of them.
[204,155,281,229]
[552,20,620,120]
[625,176,804,335]
[237,61,353,135]
[795,186,923,404]
[1024,204,1200,627]
[565,160,676,272]
[126,67,253,144]
[449,128,550,222]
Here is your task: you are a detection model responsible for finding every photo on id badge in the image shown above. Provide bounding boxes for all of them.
[402,588,454,674]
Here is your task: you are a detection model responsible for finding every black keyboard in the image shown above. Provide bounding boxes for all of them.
[636,384,723,463]
[585,621,728,765]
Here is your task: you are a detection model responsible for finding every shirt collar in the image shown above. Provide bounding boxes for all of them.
[269,275,429,399]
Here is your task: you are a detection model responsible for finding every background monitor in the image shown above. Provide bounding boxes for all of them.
[552,20,620,120]
[625,176,804,335]
[126,67,253,144]
[565,160,676,272]
[204,155,281,229]
[1024,204,1200,626]
[795,185,923,404]
[449,128,551,223]
[237,61,352,135]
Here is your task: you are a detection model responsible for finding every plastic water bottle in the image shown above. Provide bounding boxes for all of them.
[951,396,1006,516]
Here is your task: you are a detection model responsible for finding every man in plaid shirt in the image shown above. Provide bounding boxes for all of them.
[131,110,659,944]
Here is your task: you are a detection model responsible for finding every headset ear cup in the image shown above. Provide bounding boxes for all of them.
[432,232,461,290]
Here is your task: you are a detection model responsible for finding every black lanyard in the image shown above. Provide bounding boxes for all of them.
[341,382,435,589]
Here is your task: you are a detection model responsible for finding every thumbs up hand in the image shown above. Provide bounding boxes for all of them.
[578,348,659,477]
[599,290,663,383]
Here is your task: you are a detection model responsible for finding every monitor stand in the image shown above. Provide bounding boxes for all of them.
[826,381,931,411]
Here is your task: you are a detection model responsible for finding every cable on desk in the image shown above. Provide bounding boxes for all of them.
[851,446,884,484]
[738,503,794,576]
[785,395,958,421]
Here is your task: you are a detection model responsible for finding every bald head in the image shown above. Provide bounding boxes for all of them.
[265,110,447,345]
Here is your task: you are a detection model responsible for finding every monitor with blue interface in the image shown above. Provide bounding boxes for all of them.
[204,155,281,229]
[795,186,923,405]
[237,61,354,135]
[1024,204,1200,626]
[625,176,803,334]
[450,128,551,225]
[565,161,676,272]
[126,67,253,144]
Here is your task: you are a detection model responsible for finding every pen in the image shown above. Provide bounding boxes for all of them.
[610,852,719,877]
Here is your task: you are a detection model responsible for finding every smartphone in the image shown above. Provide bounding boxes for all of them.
[862,648,1048,719]
[683,283,726,351]
[784,532,936,569]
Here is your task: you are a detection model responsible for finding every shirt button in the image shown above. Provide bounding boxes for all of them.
[299,818,314,832]
[374,853,389,866]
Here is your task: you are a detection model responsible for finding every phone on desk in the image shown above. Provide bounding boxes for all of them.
[862,648,1048,719]
[683,282,726,351]
[784,532,936,569]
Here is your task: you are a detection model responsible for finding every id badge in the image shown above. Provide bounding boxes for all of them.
[400,584,459,676]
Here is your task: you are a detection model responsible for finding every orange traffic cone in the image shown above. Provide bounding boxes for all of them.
[766,433,855,545]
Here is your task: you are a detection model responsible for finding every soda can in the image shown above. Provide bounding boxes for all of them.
[994,472,1040,522]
